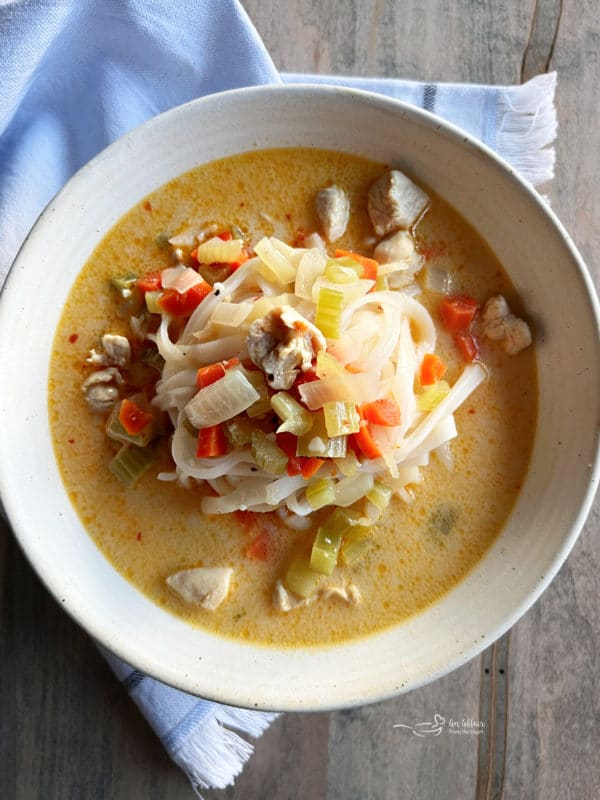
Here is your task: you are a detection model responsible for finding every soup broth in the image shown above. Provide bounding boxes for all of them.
[49,148,537,646]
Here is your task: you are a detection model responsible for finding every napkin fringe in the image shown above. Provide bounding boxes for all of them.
[171,706,280,794]
[496,72,557,187]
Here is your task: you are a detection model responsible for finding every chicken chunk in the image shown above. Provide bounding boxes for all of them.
[373,230,423,288]
[315,185,350,242]
[367,170,429,237]
[81,367,123,411]
[482,295,532,355]
[273,581,310,612]
[166,567,233,611]
[272,577,361,612]
[87,333,131,368]
[247,305,326,390]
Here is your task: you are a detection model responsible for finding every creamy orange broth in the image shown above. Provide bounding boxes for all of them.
[49,148,537,646]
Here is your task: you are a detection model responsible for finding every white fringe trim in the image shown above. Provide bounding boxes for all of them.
[496,71,557,187]
[170,705,280,795]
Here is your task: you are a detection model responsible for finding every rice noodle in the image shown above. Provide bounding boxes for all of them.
[149,235,486,517]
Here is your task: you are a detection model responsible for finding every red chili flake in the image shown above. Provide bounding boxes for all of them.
[143,201,152,212]
[468,408,476,415]
[239,201,245,207]
[418,240,448,261]
[291,227,306,247]
[68,438,75,444]
[68,333,78,343]
[136,532,142,541]
[285,212,292,221]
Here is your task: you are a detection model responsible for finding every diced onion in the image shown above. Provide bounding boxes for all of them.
[161,265,204,293]
[299,373,377,410]
[185,369,259,428]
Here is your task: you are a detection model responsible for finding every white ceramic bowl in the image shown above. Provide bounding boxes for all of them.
[1,86,598,711]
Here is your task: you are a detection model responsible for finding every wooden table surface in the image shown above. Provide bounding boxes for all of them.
[1,2,599,798]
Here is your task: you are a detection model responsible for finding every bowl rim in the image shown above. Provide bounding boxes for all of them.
[1,83,599,711]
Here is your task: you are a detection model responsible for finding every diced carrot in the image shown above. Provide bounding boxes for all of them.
[118,398,154,435]
[454,333,479,363]
[245,531,271,561]
[439,295,479,332]
[234,509,260,532]
[351,421,382,459]
[196,358,240,389]
[293,370,318,387]
[217,230,232,241]
[299,457,324,479]
[344,363,363,374]
[361,399,401,427]
[276,432,298,459]
[229,249,251,271]
[196,424,228,458]
[290,369,318,401]
[334,249,379,282]
[420,353,447,386]
[158,280,211,316]
[287,456,324,478]
[136,270,162,293]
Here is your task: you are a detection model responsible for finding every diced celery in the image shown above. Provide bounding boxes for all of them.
[324,260,360,284]
[330,255,363,275]
[296,410,347,458]
[316,351,345,379]
[340,534,372,566]
[110,274,138,299]
[283,555,322,598]
[320,507,369,538]
[244,371,272,418]
[333,451,360,477]
[417,380,451,411]
[271,392,313,436]
[145,291,163,314]
[224,416,254,447]
[139,346,165,372]
[323,401,360,437]
[251,431,287,476]
[315,286,344,339]
[309,528,342,575]
[154,232,171,248]
[374,274,389,292]
[429,504,459,535]
[109,444,155,487]
[306,477,336,510]
[106,401,155,447]
[366,480,393,510]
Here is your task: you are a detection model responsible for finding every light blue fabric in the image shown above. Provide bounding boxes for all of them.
[0,0,557,791]
[0,0,280,276]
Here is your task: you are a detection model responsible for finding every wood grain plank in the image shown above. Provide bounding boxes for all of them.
[326,664,482,800]
[503,0,600,795]
[476,636,509,800]
[521,0,563,82]
[1,535,193,800]
[243,0,533,83]
[204,713,330,800]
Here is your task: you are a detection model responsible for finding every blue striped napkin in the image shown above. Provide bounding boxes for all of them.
[0,0,557,793]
